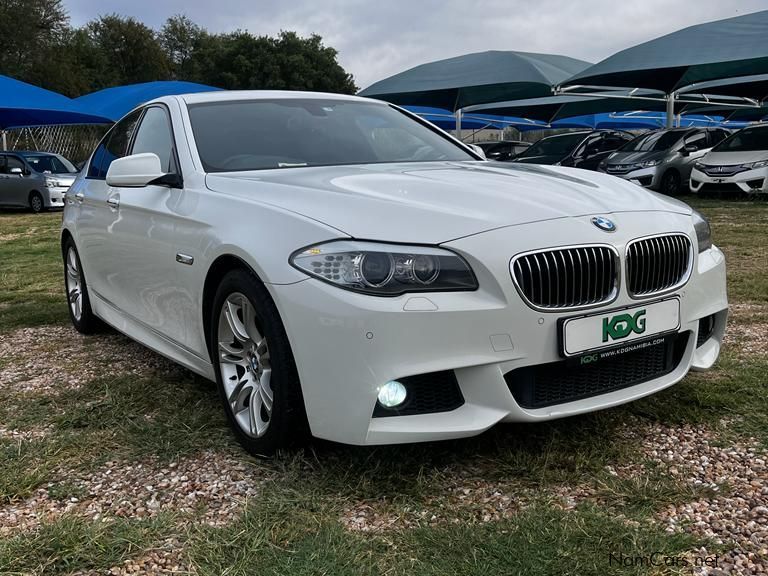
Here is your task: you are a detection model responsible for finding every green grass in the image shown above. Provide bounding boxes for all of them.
[187,487,706,576]
[0,372,230,502]
[0,513,177,575]
[0,198,765,574]
[0,212,68,331]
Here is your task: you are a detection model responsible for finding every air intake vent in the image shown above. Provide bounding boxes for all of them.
[626,234,692,297]
[511,245,618,310]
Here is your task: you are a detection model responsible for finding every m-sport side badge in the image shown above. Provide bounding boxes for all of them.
[591,216,616,232]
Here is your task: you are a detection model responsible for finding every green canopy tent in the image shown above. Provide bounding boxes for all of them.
[560,10,768,127]
[683,103,768,123]
[678,73,768,103]
[358,50,590,138]
[464,92,668,124]
[463,90,736,125]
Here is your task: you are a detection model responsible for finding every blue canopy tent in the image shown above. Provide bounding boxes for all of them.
[0,75,111,149]
[404,106,547,135]
[74,81,222,122]
[552,112,733,130]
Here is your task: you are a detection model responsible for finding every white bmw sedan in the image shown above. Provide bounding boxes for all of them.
[62,91,728,455]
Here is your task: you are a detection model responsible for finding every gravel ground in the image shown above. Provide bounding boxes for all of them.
[0,326,184,394]
[0,450,267,537]
[340,419,768,574]
[2,315,767,573]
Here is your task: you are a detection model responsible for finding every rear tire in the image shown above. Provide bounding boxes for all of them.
[29,192,44,213]
[660,171,681,196]
[62,238,102,334]
[210,268,308,457]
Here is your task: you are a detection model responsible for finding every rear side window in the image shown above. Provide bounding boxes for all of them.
[87,110,142,179]
[130,106,176,173]
[714,126,768,152]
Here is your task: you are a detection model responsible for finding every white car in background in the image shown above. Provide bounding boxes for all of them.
[691,124,768,196]
[62,91,728,455]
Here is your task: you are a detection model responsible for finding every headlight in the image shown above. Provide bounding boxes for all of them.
[642,159,662,168]
[693,161,705,171]
[692,209,712,253]
[290,241,478,295]
[741,160,768,170]
[45,177,59,188]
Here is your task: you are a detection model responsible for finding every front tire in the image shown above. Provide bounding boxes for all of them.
[63,238,102,334]
[29,191,44,213]
[660,170,681,196]
[210,269,308,456]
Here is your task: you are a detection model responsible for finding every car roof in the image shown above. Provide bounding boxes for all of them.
[149,90,381,107]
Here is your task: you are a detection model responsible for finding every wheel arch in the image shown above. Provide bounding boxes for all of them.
[60,228,74,255]
[202,254,269,360]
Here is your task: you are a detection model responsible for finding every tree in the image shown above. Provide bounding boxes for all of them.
[0,0,68,76]
[187,30,357,94]
[86,14,170,88]
[160,14,205,80]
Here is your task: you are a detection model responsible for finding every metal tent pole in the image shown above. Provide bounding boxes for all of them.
[455,109,463,141]
[666,93,676,128]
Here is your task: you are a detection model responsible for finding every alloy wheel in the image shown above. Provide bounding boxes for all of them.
[217,292,273,438]
[65,247,83,321]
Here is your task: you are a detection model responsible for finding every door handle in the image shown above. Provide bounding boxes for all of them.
[75,192,84,204]
[106,196,119,210]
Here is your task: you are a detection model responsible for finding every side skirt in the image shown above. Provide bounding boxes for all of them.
[90,290,216,381]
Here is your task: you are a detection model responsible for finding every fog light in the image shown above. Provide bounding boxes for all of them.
[377,380,407,408]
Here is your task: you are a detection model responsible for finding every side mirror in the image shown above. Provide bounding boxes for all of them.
[106,153,167,188]
[682,143,699,155]
[468,144,487,159]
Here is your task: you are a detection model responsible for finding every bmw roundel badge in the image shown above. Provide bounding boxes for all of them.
[591,216,616,232]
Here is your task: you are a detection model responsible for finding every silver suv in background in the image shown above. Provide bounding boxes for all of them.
[0,151,78,212]
[598,127,730,195]
[690,124,768,196]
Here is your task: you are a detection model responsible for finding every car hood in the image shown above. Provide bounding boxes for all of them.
[205,161,691,244]
[512,154,564,165]
[606,150,669,165]
[701,151,768,165]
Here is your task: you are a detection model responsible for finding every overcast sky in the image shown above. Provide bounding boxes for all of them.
[66,1,767,89]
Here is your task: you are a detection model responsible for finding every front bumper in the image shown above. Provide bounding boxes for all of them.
[690,167,768,194]
[45,186,69,208]
[605,166,660,189]
[271,212,728,445]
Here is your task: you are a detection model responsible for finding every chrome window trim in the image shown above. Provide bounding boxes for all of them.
[509,243,621,313]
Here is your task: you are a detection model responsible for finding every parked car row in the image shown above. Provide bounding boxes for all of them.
[0,151,78,212]
[3,123,765,216]
[479,124,767,197]
[598,127,731,195]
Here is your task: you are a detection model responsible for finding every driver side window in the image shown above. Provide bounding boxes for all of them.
[130,106,177,173]
[87,109,141,179]
[6,156,26,174]
[684,132,707,150]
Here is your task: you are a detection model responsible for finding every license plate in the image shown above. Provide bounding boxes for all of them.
[561,298,680,357]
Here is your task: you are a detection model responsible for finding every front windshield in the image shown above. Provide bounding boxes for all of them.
[620,130,691,153]
[23,154,77,174]
[713,126,768,152]
[188,99,476,172]
[517,133,586,158]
